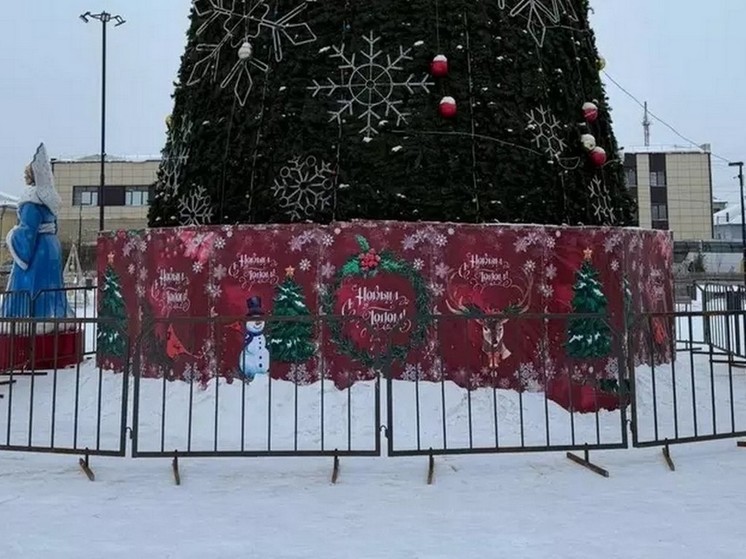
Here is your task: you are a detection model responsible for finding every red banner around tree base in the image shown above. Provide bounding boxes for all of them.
[97,221,673,413]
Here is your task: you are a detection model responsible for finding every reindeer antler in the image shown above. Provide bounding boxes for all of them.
[503,267,535,315]
[445,289,468,315]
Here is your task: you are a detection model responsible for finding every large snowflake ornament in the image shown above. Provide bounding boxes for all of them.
[588,176,617,225]
[506,0,579,47]
[160,116,193,195]
[272,156,334,220]
[526,106,566,160]
[188,0,317,106]
[178,186,215,226]
[308,32,434,140]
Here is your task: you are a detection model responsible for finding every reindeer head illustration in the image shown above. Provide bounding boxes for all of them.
[444,275,534,369]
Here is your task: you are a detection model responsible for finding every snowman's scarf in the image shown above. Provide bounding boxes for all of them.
[244,330,261,347]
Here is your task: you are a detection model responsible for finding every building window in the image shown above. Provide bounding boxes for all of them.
[651,204,668,221]
[624,167,637,187]
[650,170,667,187]
[73,186,98,206]
[125,186,150,206]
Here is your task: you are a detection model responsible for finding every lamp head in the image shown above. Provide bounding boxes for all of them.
[79,12,90,23]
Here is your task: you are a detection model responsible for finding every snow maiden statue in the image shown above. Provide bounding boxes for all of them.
[1,143,71,331]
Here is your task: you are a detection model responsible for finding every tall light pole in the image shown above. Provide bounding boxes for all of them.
[730,161,746,285]
[80,11,126,232]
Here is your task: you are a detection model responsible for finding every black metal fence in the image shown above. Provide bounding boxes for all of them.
[130,315,382,459]
[630,309,746,449]
[699,283,746,359]
[385,313,628,457]
[1,291,746,473]
[0,315,129,457]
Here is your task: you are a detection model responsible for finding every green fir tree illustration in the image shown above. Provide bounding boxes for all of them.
[267,267,315,363]
[565,249,612,359]
[97,258,127,360]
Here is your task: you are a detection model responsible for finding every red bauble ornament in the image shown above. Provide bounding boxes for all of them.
[589,146,607,167]
[583,101,599,123]
[439,96,457,118]
[430,54,449,77]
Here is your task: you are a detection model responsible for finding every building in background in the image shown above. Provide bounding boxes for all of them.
[51,156,159,246]
[623,146,714,240]
[712,198,728,213]
[713,204,744,241]
[0,191,19,271]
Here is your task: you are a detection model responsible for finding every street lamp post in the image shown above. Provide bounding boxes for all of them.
[80,11,125,232]
[730,161,745,286]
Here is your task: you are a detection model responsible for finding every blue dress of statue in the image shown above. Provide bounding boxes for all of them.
[1,143,70,329]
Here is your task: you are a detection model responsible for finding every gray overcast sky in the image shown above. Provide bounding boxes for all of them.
[1,0,744,202]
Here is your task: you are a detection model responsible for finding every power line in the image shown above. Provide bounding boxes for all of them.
[602,71,733,165]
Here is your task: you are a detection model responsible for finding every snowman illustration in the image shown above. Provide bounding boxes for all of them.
[238,296,270,381]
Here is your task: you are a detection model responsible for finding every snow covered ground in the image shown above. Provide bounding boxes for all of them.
[1,295,746,558]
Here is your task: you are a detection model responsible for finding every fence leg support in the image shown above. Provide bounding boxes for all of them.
[78,449,95,482]
[331,451,340,485]
[427,450,435,485]
[662,442,676,471]
[566,446,609,478]
[172,450,181,486]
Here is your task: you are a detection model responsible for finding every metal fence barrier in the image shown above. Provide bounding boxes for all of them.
[631,310,746,452]
[0,290,745,479]
[699,283,746,360]
[130,315,382,459]
[385,313,629,458]
[0,316,129,459]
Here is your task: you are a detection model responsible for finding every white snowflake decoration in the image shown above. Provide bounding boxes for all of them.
[526,106,566,160]
[178,186,214,226]
[588,176,617,225]
[514,229,550,253]
[401,226,449,251]
[290,363,316,385]
[188,0,317,106]
[506,0,578,47]
[321,262,336,279]
[434,263,450,279]
[161,116,193,195]
[272,156,334,220]
[213,263,227,280]
[308,31,434,140]
[402,363,423,382]
[288,229,333,252]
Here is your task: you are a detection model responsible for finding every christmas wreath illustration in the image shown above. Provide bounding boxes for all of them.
[321,235,432,367]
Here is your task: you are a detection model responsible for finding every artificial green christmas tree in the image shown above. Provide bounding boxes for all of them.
[97,258,127,360]
[149,0,634,227]
[267,267,315,363]
[565,249,612,359]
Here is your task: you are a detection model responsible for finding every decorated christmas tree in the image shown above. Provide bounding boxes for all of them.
[565,249,612,359]
[98,256,127,360]
[149,0,634,227]
[267,267,315,363]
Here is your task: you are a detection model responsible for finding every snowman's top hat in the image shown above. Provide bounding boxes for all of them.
[246,296,264,316]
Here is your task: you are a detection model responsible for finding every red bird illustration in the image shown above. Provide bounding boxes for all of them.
[166,324,194,359]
